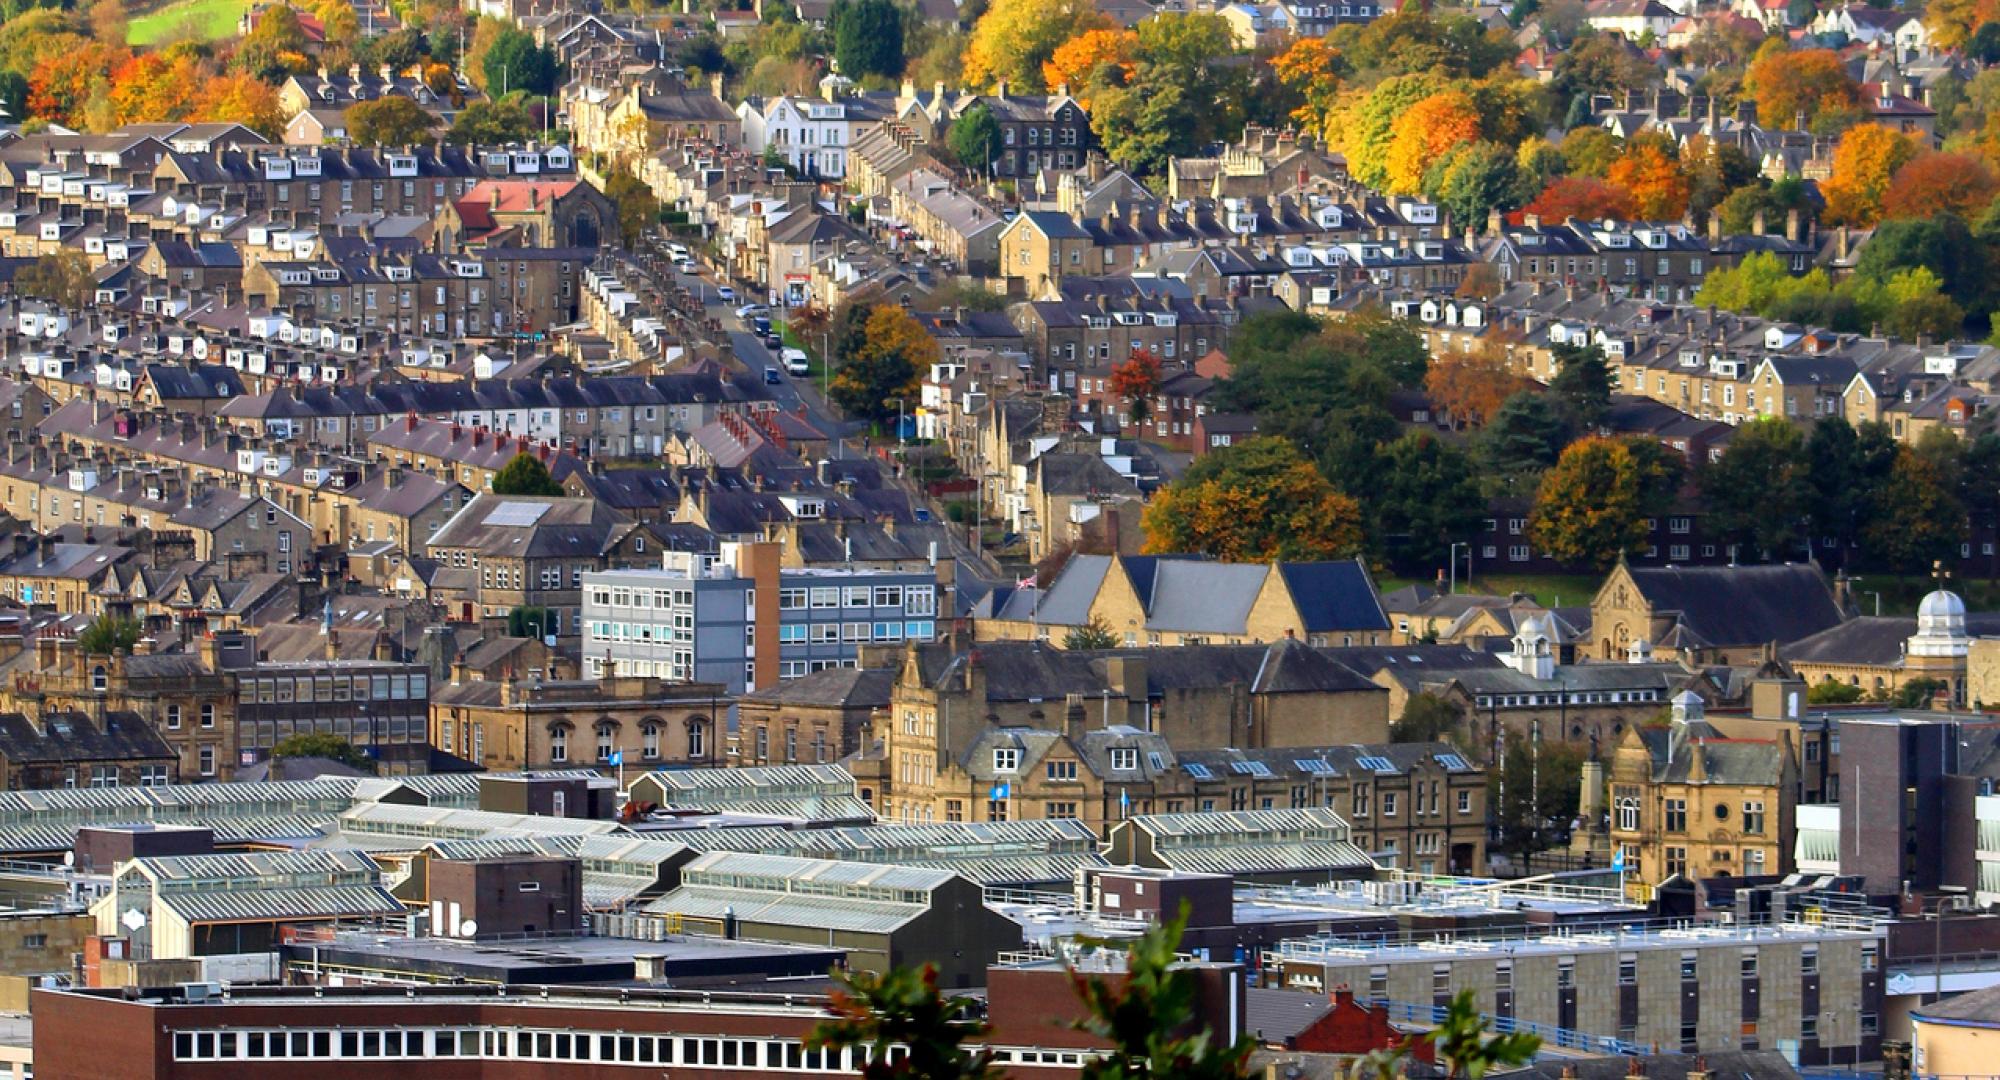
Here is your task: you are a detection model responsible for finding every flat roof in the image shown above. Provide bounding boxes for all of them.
[290,930,843,985]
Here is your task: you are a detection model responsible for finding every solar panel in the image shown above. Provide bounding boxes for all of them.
[483,501,551,528]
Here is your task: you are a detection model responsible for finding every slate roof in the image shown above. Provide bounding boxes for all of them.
[911,641,1382,701]
[1637,722,1788,785]
[1627,563,1845,648]
[1278,561,1390,634]
[739,666,893,709]
[1784,613,2000,666]
[1913,981,2000,1025]
[426,495,629,557]
[0,710,173,765]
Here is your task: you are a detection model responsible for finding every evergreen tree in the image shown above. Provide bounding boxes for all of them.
[492,452,565,496]
[831,0,904,79]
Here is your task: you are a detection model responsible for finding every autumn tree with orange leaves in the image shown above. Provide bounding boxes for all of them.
[1109,347,1164,425]
[1519,176,1637,224]
[1741,44,1860,133]
[1142,436,1364,561]
[1041,28,1136,109]
[1272,36,1343,139]
[1881,152,2000,221]
[1604,138,1690,220]
[26,43,125,129]
[1385,90,1482,196]
[1822,123,1920,226]
[1425,336,1527,430]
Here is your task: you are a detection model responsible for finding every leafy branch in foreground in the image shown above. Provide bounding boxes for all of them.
[809,964,1001,1080]
[1348,990,1541,1080]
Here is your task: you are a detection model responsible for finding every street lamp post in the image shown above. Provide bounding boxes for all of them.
[1449,543,1469,594]
[1934,890,1972,1005]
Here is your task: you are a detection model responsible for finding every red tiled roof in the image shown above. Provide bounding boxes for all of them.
[459,179,581,215]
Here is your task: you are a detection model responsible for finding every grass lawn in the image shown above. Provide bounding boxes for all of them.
[1844,573,2000,616]
[128,0,250,45]
[777,320,833,386]
[1380,572,1605,609]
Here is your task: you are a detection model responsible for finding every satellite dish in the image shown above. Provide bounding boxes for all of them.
[121,908,146,932]
[62,851,73,867]
[459,920,478,938]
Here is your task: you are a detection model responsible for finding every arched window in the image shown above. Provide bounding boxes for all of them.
[686,717,707,759]
[91,666,107,692]
[641,721,662,760]
[547,723,571,764]
[594,719,619,762]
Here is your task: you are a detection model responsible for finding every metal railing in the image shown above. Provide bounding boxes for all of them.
[1368,999,1643,1057]
[1260,911,1885,966]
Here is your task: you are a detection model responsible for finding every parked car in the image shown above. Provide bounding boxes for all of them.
[763,331,784,349]
[735,303,770,319]
[764,366,782,384]
[750,316,772,335]
[716,285,736,303]
[780,348,811,376]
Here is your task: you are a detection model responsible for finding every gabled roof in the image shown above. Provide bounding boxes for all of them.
[1626,563,1845,648]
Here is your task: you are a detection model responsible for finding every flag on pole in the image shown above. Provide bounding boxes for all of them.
[1611,847,1626,873]
[608,750,623,767]
[990,782,1010,800]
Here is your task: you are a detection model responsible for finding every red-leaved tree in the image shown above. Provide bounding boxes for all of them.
[1110,347,1165,425]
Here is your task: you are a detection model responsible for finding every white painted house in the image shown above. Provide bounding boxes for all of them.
[736,92,896,181]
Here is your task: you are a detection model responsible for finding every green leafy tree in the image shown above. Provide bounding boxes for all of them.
[0,71,27,124]
[1372,432,1486,573]
[1862,447,1966,573]
[77,613,141,655]
[447,97,535,144]
[481,29,559,96]
[1088,14,1245,176]
[1860,214,1992,320]
[832,0,903,79]
[1392,692,1463,743]
[1700,417,1811,560]
[1489,737,1585,855]
[603,170,660,247]
[272,731,377,772]
[945,103,1000,174]
[1892,676,1949,709]
[345,96,437,146]
[366,27,429,70]
[1430,141,1521,230]
[1062,617,1119,650]
[508,605,555,639]
[1547,341,1613,431]
[492,452,564,495]
[1208,307,1421,461]
[1479,391,1570,487]
[831,305,935,425]
[1808,677,1864,704]
[1142,436,1365,561]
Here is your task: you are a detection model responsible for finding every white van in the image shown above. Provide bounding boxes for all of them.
[780,347,811,376]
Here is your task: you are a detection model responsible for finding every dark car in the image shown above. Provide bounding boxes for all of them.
[751,316,772,335]
[764,367,782,384]
[763,331,783,349]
